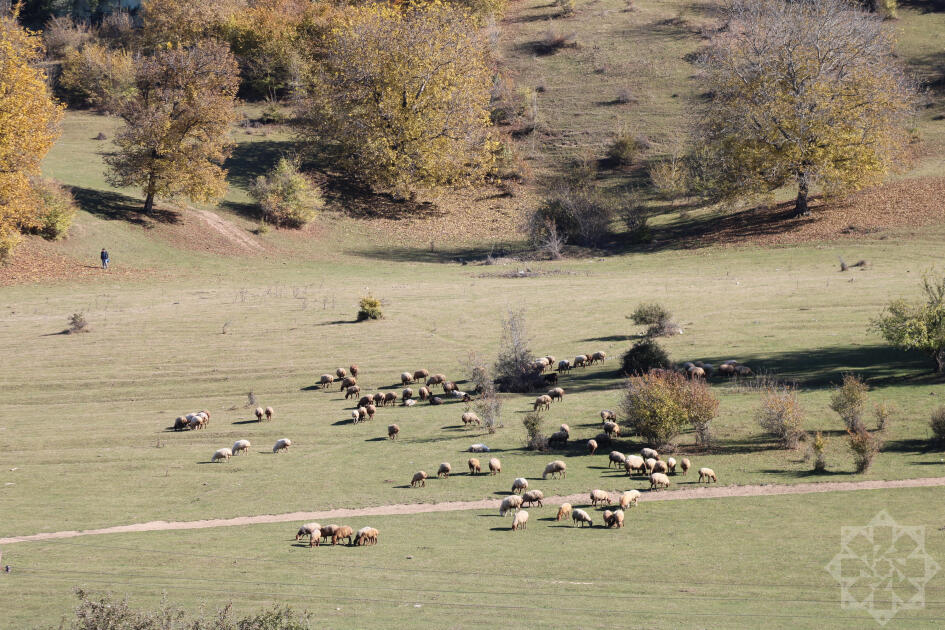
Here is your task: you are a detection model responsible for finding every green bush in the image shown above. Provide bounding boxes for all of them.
[529,186,615,247]
[250,157,324,228]
[808,431,828,472]
[619,369,716,447]
[848,427,882,473]
[829,373,869,431]
[31,178,77,240]
[756,385,804,448]
[620,338,671,376]
[523,411,548,451]
[357,296,383,321]
[649,154,690,200]
[607,129,644,166]
[57,42,135,111]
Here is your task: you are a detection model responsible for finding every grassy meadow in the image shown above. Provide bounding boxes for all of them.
[3,0,945,627]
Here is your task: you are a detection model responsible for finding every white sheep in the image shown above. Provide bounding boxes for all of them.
[351,410,360,423]
[650,472,670,490]
[573,355,588,368]
[698,467,717,483]
[404,399,417,407]
[296,522,321,546]
[488,457,501,474]
[521,490,544,507]
[587,439,598,455]
[411,471,427,487]
[604,508,624,528]
[462,412,481,427]
[608,451,627,468]
[468,458,481,474]
[401,371,414,386]
[590,350,607,365]
[211,447,232,462]
[600,410,616,422]
[641,447,659,460]
[572,509,593,527]
[645,457,657,474]
[437,462,452,478]
[542,460,567,480]
[624,455,646,476]
[319,374,334,388]
[590,489,610,507]
[652,460,669,475]
[667,457,677,474]
[499,494,523,516]
[232,439,251,455]
[354,526,379,546]
[511,477,528,494]
[619,490,641,509]
[272,438,291,453]
[512,510,529,531]
[558,359,571,373]
[469,444,490,453]
[533,395,552,411]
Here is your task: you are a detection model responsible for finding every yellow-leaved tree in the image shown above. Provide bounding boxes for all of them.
[297,1,496,197]
[694,0,915,216]
[104,41,240,213]
[140,0,246,48]
[0,14,63,261]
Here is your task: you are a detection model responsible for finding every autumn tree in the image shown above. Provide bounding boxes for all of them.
[139,0,246,48]
[0,14,63,261]
[104,41,239,213]
[296,2,496,197]
[694,0,915,216]
[873,272,945,374]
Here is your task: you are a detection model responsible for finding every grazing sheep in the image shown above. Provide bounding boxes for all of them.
[604,509,624,528]
[624,455,646,476]
[273,438,292,453]
[404,399,417,407]
[650,472,670,490]
[349,364,359,378]
[383,392,397,406]
[558,359,571,373]
[718,363,736,376]
[358,395,373,409]
[543,373,558,385]
[590,351,607,365]
[470,443,490,453]
[608,451,627,468]
[652,460,669,475]
[211,447,232,462]
[351,410,360,424]
[437,462,452,478]
[603,421,620,438]
[572,509,593,527]
[499,495,523,516]
[532,357,549,373]
[488,457,501,474]
[533,395,552,411]
[336,367,347,380]
[512,510,529,531]
[511,477,528,494]
[411,471,427,487]
[354,526,379,546]
[737,365,753,377]
[468,458,481,474]
[547,387,564,402]
[188,415,207,430]
[443,381,458,394]
[556,503,572,521]
[600,410,617,423]
[265,406,274,421]
[590,489,610,507]
[318,525,339,544]
[401,371,414,386]
[255,407,264,421]
[462,412,481,427]
[356,406,368,423]
[667,457,677,474]
[340,376,357,391]
[173,416,189,431]
[688,366,706,379]
[366,403,376,420]
[587,439,598,455]
[319,374,334,388]
[388,424,399,440]
[401,388,413,402]
[413,369,429,382]
[521,490,544,507]
[296,522,321,545]
[232,439,251,455]
[641,447,660,461]
[698,467,717,483]
[645,458,657,474]
[426,374,445,388]
[542,460,567,480]
[680,458,691,475]
[430,396,443,405]
[332,525,354,546]
[373,392,384,406]
[418,387,430,401]
[573,355,588,368]
[346,385,361,399]
[548,429,569,447]
[619,490,641,509]
[451,390,471,401]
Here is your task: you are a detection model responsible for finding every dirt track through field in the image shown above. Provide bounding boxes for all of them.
[3,476,944,545]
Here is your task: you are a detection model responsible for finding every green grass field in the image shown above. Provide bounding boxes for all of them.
[4,0,945,627]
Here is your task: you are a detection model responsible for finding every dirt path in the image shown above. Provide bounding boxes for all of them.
[3,476,944,545]
[195,210,261,252]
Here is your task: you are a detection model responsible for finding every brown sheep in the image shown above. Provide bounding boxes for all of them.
[443,381,458,394]
[590,489,610,507]
[488,457,501,475]
[388,424,399,440]
[413,369,429,382]
[358,395,372,409]
[340,376,357,391]
[543,372,558,385]
[401,371,414,386]
[365,403,376,420]
[600,409,617,423]
[608,451,627,468]
[418,386,430,401]
[255,407,264,421]
[604,509,624,528]
[688,366,706,379]
[547,387,564,402]
[462,412,481,427]
[652,460,669,475]
[542,460,567,480]
[426,374,445,388]
[558,359,571,373]
[346,385,361,399]
[556,503,572,521]
[265,406,274,421]
[587,439,598,455]
[383,392,397,406]
[430,396,443,405]
[373,392,384,406]
[336,367,347,380]
[718,363,736,377]
[318,524,339,544]
[468,458,481,474]
[603,421,620,438]
[354,526,379,546]
[737,365,753,377]
[680,457,691,475]
[356,406,368,423]
[319,374,334,388]
[332,525,354,546]
[437,462,452,478]
[349,364,359,378]
[573,355,588,368]
[590,351,607,365]
[521,490,544,507]
[401,388,413,402]
[410,471,427,487]
[533,395,552,411]
[296,522,321,546]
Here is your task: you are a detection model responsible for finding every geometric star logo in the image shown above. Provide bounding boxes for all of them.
[825,510,941,625]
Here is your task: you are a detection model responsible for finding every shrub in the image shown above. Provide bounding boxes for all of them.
[42,16,94,59]
[567,152,598,188]
[67,312,89,334]
[930,406,945,445]
[607,128,644,166]
[0,228,20,263]
[807,431,828,472]
[250,157,324,228]
[475,387,502,434]
[848,427,882,473]
[649,154,690,201]
[523,411,548,451]
[630,302,671,327]
[756,385,804,448]
[98,11,135,48]
[529,186,614,247]
[615,87,634,104]
[829,373,869,431]
[540,27,577,53]
[683,376,719,448]
[620,370,687,447]
[29,178,77,240]
[620,338,671,375]
[535,218,566,259]
[57,42,136,111]
[356,296,383,321]
[494,310,542,392]
[874,401,895,432]
[872,271,945,374]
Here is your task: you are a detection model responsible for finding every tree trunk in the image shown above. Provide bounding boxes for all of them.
[144,192,154,213]
[794,172,810,217]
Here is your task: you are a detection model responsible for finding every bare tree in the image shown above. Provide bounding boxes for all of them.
[694,0,915,216]
[494,310,541,393]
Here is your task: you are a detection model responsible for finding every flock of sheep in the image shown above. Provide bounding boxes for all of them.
[295,523,378,547]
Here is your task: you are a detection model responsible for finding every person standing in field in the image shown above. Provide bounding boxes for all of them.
[100,248,109,270]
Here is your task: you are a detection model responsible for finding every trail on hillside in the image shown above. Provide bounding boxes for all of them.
[195,210,261,252]
[4,476,943,545]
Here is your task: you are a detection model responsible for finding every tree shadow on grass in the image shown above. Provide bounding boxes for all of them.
[225,140,296,192]
[354,242,524,265]
[883,438,934,454]
[71,187,180,225]
[758,468,854,478]
[231,419,261,425]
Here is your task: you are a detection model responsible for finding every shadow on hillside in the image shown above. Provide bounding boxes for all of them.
[883,438,934,454]
[910,50,945,98]
[323,177,444,221]
[758,468,854,478]
[71,187,180,225]
[355,243,524,265]
[901,0,945,12]
[225,140,295,191]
